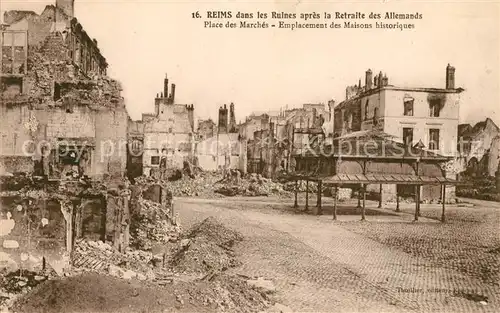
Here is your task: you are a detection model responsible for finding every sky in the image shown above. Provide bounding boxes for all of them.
[1,0,499,126]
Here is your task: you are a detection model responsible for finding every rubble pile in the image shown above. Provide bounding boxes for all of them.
[0,270,50,309]
[10,272,271,313]
[24,38,124,110]
[164,172,224,198]
[135,170,291,198]
[71,239,155,276]
[185,274,271,313]
[130,199,181,251]
[57,78,124,110]
[214,172,291,197]
[168,217,243,275]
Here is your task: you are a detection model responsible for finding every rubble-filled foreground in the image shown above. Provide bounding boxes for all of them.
[137,170,293,198]
[1,216,281,313]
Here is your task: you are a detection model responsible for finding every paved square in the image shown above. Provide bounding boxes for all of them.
[176,196,499,313]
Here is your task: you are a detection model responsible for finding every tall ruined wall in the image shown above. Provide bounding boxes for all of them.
[94,108,128,179]
[0,102,127,178]
[0,197,68,274]
[5,6,70,47]
[197,119,216,140]
[0,104,33,156]
[1,25,128,179]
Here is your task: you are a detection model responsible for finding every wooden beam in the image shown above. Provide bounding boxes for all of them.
[305,180,309,211]
[441,184,446,223]
[333,185,338,220]
[294,180,298,208]
[357,185,362,208]
[414,185,419,221]
[417,185,421,217]
[378,184,382,208]
[396,186,400,212]
[361,184,366,221]
[316,180,322,215]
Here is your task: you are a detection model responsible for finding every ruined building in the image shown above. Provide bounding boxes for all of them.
[0,0,128,179]
[195,103,245,172]
[239,104,330,178]
[458,118,500,177]
[0,0,132,277]
[137,74,195,177]
[196,118,216,141]
[333,64,464,201]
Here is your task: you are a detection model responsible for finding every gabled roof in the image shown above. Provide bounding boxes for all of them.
[460,118,500,138]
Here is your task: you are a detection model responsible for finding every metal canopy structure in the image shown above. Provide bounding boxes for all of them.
[290,173,461,185]
[286,131,467,223]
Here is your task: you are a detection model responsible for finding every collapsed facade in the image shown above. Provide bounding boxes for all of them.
[196,103,246,172]
[133,74,195,178]
[196,118,216,141]
[240,103,332,178]
[0,1,128,179]
[458,118,500,177]
[0,0,133,274]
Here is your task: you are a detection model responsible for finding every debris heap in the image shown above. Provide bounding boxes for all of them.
[71,239,155,278]
[214,172,291,197]
[168,217,243,275]
[129,198,181,251]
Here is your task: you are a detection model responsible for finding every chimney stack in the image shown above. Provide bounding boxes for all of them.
[218,105,228,133]
[446,64,455,89]
[170,83,176,103]
[365,69,373,89]
[382,73,389,86]
[163,74,169,99]
[229,102,237,133]
[187,104,194,131]
[56,0,75,18]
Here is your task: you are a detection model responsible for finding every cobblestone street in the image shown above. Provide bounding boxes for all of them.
[176,197,499,313]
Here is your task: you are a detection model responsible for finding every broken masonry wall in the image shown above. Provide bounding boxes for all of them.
[0,180,133,275]
[94,108,128,179]
[75,197,106,242]
[0,104,34,157]
[1,84,128,180]
[2,12,130,180]
[128,182,177,250]
[195,133,242,172]
[0,195,69,275]
[105,194,130,252]
[4,5,72,47]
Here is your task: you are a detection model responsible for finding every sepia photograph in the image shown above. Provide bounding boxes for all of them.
[0,0,499,312]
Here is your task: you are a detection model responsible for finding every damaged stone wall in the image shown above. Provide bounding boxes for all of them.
[128,180,180,251]
[334,98,362,136]
[197,119,216,140]
[0,29,129,179]
[0,184,70,276]
[0,174,132,275]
